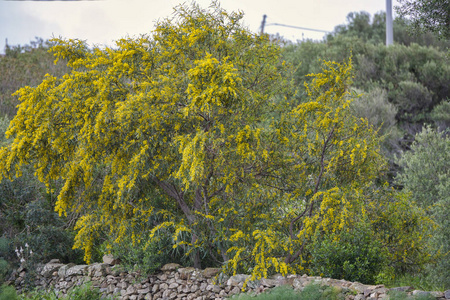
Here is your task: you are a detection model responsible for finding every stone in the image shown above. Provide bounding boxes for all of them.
[431,291,444,298]
[102,254,119,266]
[66,265,88,276]
[157,273,168,281]
[48,259,61,264]
[230,286,241,295]
[445,290,450,299]
[57,264,76,278]
[41,263,65,277]
[390,286,414,293]
[354,294,365,300]
[413,290,433,297]
[126,285,137,295]
[227,274,250,286]
[161,263,182,272]
[349,282,367,293]
[169,282,179,289]
[202,268,221,278]
[138,287,150,294]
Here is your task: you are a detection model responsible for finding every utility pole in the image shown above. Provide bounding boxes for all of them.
[260,14,267,34]
[386,0,394,45]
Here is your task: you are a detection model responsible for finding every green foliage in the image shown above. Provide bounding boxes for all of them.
[388,290,437,300]
[308,222,387,284]
[395,0,450,40]
[0,284,19,300]
[326,11,449,48]
[0,237,10,284]
[108,227,186,274]
[395,126,450,288]
[430,100,450,130]
[15,282,113,300]
[390,81,433,122]
[65,282,103,300]
[283,37,449,141]
[0,259,8,284]
[0,38,69,118]
[350,88,402,161]
[230,284,343,300]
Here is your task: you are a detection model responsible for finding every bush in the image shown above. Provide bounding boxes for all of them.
[0,284,18,300]
[0,237,11,284]
[388,290,437,300]
[395,126,450,288]
[108,226,187,274]
[430,100,450,130]
[13,199,84,265]
[308,222,387,284]
[65,282,103,300]
[390,81,433,122]
[350,88,402,161]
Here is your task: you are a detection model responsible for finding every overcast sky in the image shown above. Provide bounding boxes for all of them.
[0,0,400,53]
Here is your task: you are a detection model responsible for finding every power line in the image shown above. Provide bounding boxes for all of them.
[266,22,329,33]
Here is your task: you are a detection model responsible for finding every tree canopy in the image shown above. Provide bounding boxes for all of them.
[395,0,450,40]
[0,2,432,283]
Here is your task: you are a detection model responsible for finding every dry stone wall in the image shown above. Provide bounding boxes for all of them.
[9,258,450,300]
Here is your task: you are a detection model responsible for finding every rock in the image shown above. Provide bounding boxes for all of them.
[65,265,88,276]
[349,282,367,293]
[138,287,149,294]
[161,263,181,272]
[103,254,120,266]
[261,278,279,287]
[445,290,450,299]
[47,259,61,264]
[230,286,241,295]
[354,294,365,300]
[126,285,137,295]
[58,263,76,277]
[412,290,432,298]
[431,291,444,298]
[202,268,221,278]
[227,274,250,286]
[41,262,65,277]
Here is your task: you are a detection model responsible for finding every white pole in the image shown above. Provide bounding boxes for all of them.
[386,0,394,45]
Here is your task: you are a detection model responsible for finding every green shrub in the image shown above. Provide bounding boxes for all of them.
[350,88,402,161]
[430,99,450,130]
[390,81,433,121]
[388,290,437,300]
[109,227,186,274]
[0,237,11,284]
[0,284,18,300]
[308,222,387,284]
[395,126,450,289]
[66,282,103,300]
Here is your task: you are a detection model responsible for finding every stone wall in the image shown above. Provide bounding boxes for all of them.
[9,258,450,300]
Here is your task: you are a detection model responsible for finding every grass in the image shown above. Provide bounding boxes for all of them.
[229,283,344,300]
[0,282,118,300]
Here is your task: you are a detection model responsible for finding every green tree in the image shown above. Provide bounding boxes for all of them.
[0,38,69,118]
[0,2,430,282]
[395,0,450,40]
[395,126,450,288]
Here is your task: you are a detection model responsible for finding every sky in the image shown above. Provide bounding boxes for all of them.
[0,0,400,54]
